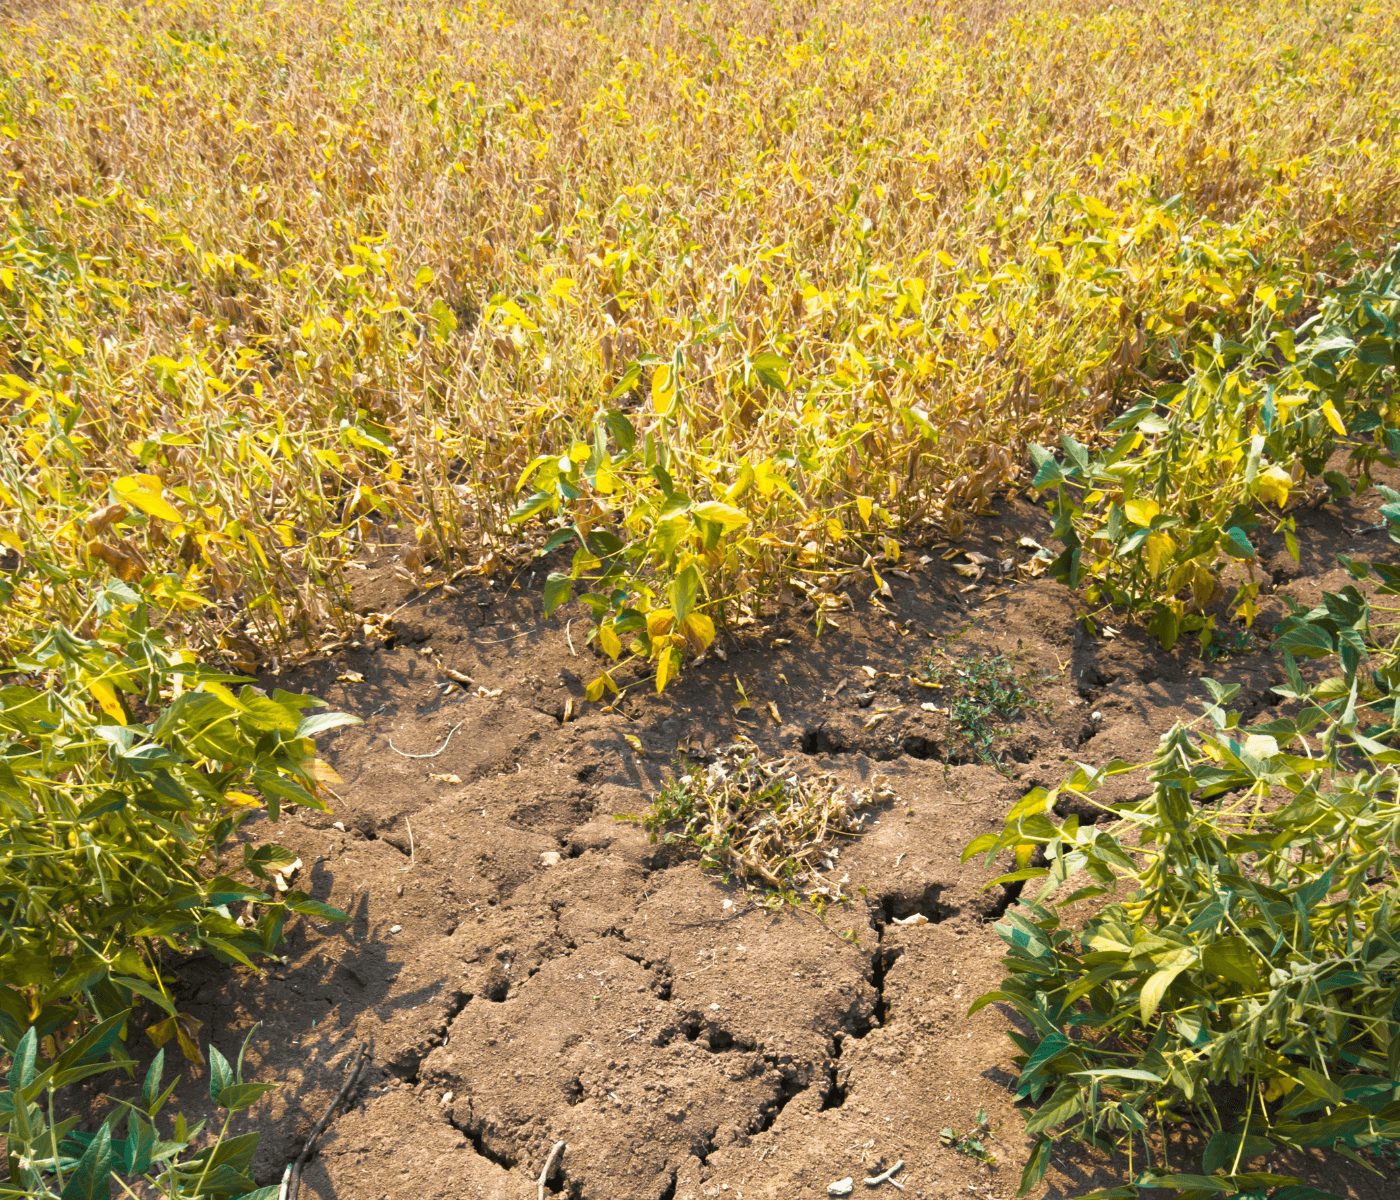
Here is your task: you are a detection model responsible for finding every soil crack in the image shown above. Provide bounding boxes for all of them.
[619,949,674,1000]
[864,902,908,1030]
[879,882,953,924]
[654,1014,757,1052]
[388,988,471,1083]
[692,1127,719,1166]
[444,1108,519,1172]
[748,1054,811,1134]
[820,1031,851,1110]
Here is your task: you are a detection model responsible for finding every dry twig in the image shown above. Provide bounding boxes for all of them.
[386,720,463,759]
[864,1159,905,1189]
[536,1139,567,1200]
[282,1044,371,1200]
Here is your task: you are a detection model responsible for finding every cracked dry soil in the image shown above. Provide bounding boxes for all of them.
[166,491,1399,1200]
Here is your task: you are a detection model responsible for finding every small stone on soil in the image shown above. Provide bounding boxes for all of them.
[828,1179,854,1197]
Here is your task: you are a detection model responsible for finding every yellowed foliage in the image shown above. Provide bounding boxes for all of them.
[0,0,1396,675]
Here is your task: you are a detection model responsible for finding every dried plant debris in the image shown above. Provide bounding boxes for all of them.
[640,743,890,908]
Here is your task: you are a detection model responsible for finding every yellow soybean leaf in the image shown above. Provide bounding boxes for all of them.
[89,678,126,724]
[1124,497,1160,527]
[1082,194,1116,221]
[682,611,715,652]
[598,624,622,660]
[856,496,873,524]
[645,608,675,639]
[651,362,676,416]
[197,681,245,710]
[1320,399,1347,435]
[691,501,749,531]
[224,791,262,808]
[309,759,344,787]
[1145,532,1174,576]
[1253,464,1292,507]
[655,645,677,693]
[147,1014,204,1064]
[724,463,754,503]
[114,474,182,523]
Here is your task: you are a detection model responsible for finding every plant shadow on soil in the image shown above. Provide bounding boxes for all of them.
[139,490,1397,1200]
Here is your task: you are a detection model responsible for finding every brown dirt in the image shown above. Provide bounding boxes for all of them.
[162,487,1399,1200]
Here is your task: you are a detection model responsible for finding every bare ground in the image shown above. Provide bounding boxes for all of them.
[162,487,1399,1200]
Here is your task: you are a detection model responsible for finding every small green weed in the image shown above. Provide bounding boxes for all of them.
[940,1109,996,1165]
[920,650,1047,764]
[1201,624,1265,662]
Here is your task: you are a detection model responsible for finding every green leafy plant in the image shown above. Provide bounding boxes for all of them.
[637,744,886,908]
[919,650,1047,765]
[965,521,1400,1198]
[2,1016,278,1199]
[1031,242,1400,650]
[1200,626,1263,663]
[0,584,357,1056]
[0,585,355,1195]
[508,406,757,696]
[940,1109,996,1165]
[972,724,1400,1197]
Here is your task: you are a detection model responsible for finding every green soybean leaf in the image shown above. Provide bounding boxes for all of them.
[542,571,574,616]
[216,1081,278,1112]
[208,1044,233,1104]
[9,1026,37,1090]
[59,1121,113,1200]
[1222,525,1255,560]
[1018,1136,1053,1195]
[294,711,361,740]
